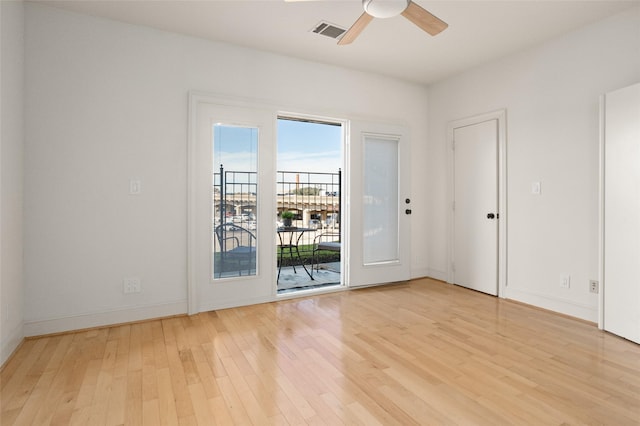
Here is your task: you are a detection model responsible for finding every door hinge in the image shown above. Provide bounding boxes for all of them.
[452,201,455,211]
[451,262,456,272]
[452,140,455,151]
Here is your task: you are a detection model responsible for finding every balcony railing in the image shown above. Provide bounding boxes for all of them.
[212,166,341,275]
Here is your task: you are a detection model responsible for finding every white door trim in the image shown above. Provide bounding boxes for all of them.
[598,94,605,330]
[187,92,200,315]
[447,109,507,298]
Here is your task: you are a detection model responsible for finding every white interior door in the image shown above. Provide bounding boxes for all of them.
[603,82,640,344]
[349,121,411,287]
[189,96,276,314]
[452,119,498,295]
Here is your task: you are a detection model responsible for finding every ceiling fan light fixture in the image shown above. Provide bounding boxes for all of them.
[363,0,410,18]
[339,0,447,45]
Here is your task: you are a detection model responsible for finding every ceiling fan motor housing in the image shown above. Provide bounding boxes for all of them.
[363,0,410,18]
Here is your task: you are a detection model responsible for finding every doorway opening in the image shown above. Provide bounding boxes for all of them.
[276,115,344,294]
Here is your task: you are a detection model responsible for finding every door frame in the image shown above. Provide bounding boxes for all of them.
[188,92,353,314]
[447,109,507,297]
[188,91,415,314]
[275,111,349,291]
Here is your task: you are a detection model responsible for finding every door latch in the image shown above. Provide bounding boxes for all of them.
[405,209,412,215]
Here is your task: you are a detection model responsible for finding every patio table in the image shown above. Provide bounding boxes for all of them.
[277,227,314,282]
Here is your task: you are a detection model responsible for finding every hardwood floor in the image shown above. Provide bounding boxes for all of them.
[2,278,639,425]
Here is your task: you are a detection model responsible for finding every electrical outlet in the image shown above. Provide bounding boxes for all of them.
[589,280,599,294]
[560,275,571,289]
[123,277,141,294]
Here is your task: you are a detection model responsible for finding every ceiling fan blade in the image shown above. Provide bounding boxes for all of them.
[338,12,374,45]
[401,1,448,36]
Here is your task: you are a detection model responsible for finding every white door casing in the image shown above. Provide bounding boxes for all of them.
[448,110,507,297]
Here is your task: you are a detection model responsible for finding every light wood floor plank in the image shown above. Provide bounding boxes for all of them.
[124,369,143,425]
[30,335,79,425]
[187,382,215,426]
[1,338,52,413]
[2,278,640,425]
[72,358,102,411]
[142,398,161,426]
[156,368,179,426]
[104,375,127,426]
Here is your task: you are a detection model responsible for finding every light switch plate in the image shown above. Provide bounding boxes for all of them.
[129,179,141,195]
[531,181,541,195]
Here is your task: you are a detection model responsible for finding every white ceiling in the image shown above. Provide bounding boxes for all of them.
[38,0,638,86]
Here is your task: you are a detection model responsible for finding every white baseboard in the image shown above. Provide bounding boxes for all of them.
[412,267,449,282]
[23,300,188,337]
[411,267,430,280]
[425,268,448,282]
[197,295,273,314]
[1,322,24,366]
[505,287,598,323]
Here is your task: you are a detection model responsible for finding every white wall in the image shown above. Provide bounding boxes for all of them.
[1,0,25,364]
[426,6,640,321]
[23,2,635,335]
[23,4,429,335]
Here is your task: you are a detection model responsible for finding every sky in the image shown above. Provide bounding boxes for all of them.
[213,125,258,173]
[213,119,342,175]
[277,118,342,174]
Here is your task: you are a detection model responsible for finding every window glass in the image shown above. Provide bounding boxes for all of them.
[212,125,258,279]
[363,135,399,264]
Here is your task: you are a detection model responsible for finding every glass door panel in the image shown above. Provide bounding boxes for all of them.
[212,125,259,279]
[363,135,400,264]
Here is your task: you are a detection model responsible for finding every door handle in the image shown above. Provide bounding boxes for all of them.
[487,213,496,219]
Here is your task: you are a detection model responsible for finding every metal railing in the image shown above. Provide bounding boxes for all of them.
[212,166,341,269]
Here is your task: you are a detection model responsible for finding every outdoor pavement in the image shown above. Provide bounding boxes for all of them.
[277,262,341,292]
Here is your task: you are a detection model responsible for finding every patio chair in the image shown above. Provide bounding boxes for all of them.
[311,232,341,277]
[214,223,257,277]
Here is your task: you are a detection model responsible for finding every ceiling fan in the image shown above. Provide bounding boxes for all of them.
[339,0,448,45]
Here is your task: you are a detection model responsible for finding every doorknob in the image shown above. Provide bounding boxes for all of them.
[487,213,496,219]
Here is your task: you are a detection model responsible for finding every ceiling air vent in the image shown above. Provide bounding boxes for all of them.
[311,21,347,40]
